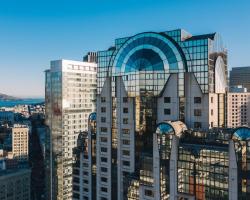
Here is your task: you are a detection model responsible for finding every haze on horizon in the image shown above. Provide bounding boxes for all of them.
[0,0,249,97]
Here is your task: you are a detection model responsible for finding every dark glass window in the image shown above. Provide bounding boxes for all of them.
[101,147,107,152]
[101,97,106,103]
[101,167,107,172]
[145,189,154,197]
[101,117,106,123]
[101,177,107,182]
[164,97,171,103]
[122,150,130,156]
[101,187,107,192]
[100,127,107,132]
[194,97,201,103]
[164,108,171,115]
[100,137,107,143]
[101,157,107,163]
[123,97,128,103]
[123,118,129,124]
[101,107,106,113]
[122,129,130,135]
[122,139,130,145]
[123,108,129,113]
[194,109,201,116]
[123,161,130,166]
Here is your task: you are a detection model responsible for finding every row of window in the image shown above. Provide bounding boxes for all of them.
[163,108,204,117]
[101,97,128,103]
[163,97,202,104]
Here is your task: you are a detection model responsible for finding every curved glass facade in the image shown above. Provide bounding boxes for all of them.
[233,127,250,141]
[88,112,97,122]
[156,122,175,135]
[96,29,228,200]
[112,32,186,75]
[109,32,186,97]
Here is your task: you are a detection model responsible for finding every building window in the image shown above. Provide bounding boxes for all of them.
[211,109,214,116]
[194,122,202,129]
[101,157,107,163]
[164,108,171,115]
[145,189,154,197]
[123,108,129,113]
[100,127,107,132]
[211,97,213,103]
[101,187,107,192]
[101,97,106,103]
[101,117,106,123]
[164,97,171,103]
[101,147,107,152]
[194,97,201,104]
[122,150,130,156]
[101,107,106,113]
[122,129,130,135]
[101,177,107,183]
[122,139,130,145]
[211,122,214,128]
[123,161,130,166]
[123,97,128,103]
[123,118,129,124]
[194,109,201,116]
[101,167,107,173]
[100,137,107,143]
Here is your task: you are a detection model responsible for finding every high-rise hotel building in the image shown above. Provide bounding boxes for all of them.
[45,59,97,200]
[11,124,29,161]
[95,29,228,200]
[227,86,250,128]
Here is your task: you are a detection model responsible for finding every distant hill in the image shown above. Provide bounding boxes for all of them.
[0,93,22,101]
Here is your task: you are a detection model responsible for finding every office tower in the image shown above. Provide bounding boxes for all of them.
[227,86,250,128]
[45,59,97,200]
[11,124,29,161]
[152,123,250,200]
[230,66,250,92]
[96,29,227,200]
[72,112,96,200]
[0,168,31,200]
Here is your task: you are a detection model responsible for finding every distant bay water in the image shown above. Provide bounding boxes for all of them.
[0,98,45,107]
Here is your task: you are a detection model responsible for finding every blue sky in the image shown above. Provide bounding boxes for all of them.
[0,0,249,97]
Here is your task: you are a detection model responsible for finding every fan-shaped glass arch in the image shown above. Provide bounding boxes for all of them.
[156,122,175,135]
[112,32,186,75]
[233,127,250,141]
[88,112,96,122]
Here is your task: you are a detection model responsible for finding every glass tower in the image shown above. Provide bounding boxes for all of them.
[45,59,97,200]
[96,29,228,200]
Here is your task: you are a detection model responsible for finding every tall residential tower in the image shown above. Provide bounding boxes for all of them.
[45,59,97,200]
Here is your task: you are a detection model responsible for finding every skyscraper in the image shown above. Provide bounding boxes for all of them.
[96,29,227,200]
[45,59,97,200]
[230,66,250,92]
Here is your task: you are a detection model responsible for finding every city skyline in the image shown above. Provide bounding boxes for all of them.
[0,0,250,97]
